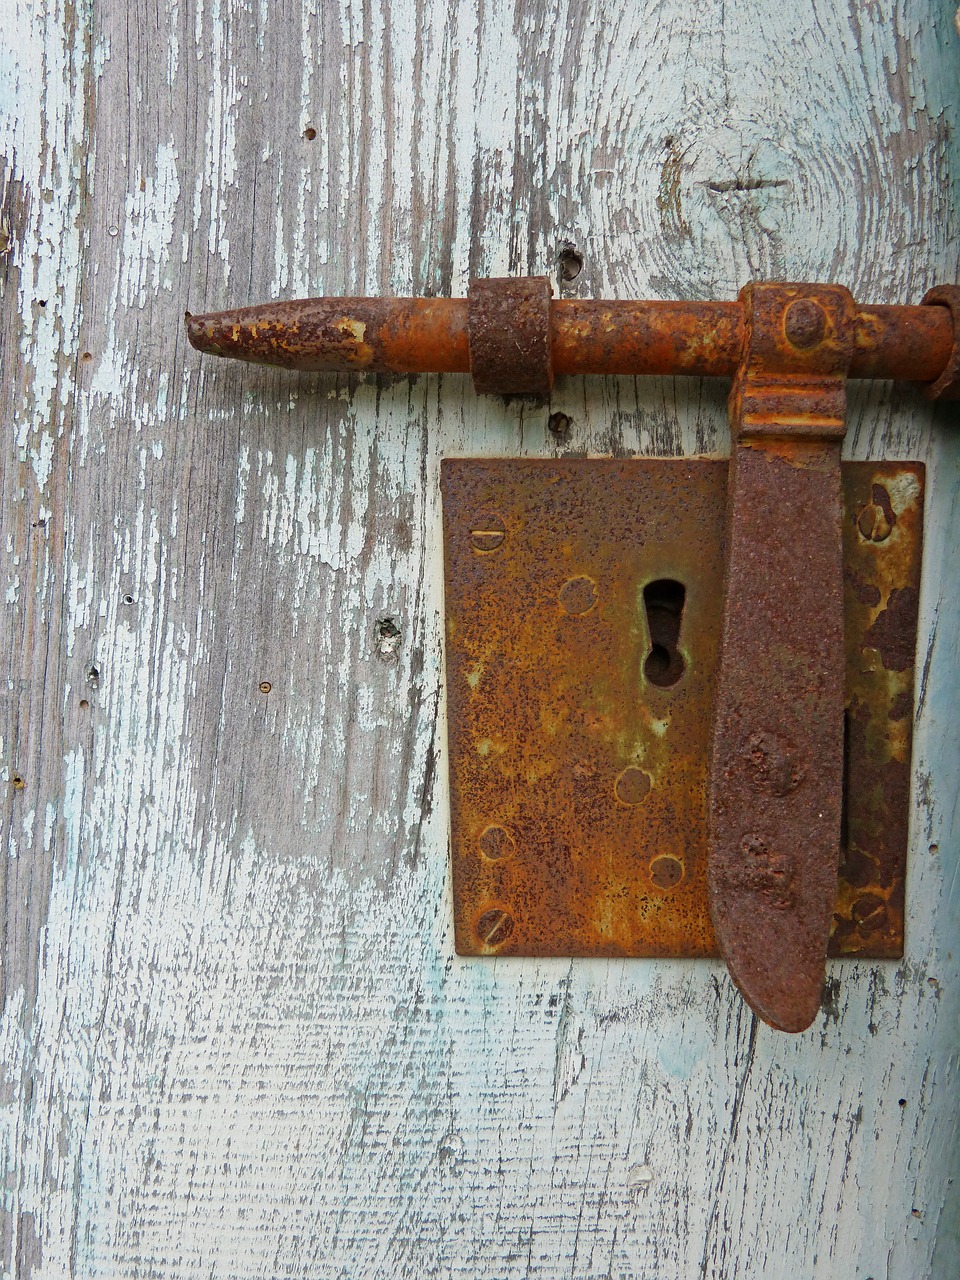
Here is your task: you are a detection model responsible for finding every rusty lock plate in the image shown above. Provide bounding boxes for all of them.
[442,458,923,960]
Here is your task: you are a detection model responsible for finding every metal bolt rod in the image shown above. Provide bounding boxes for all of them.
[185,293,956,386]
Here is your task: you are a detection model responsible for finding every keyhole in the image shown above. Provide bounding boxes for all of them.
[643,579,686,687]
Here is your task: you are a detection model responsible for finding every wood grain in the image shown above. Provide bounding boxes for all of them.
[1,1,958,1276]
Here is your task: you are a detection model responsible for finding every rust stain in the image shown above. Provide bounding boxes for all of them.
[834,461,925,958]
[862,586,920,672]
[441,459,923,963]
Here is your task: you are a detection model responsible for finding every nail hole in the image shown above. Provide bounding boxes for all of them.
[558,243,583,281]
[303,125,317,141]
[548,411,571,439]
[38,299,47,307]
[86,664,100,688]
[259,681,272,694]
[11,774,25,791]
[643,579,686,687]
[898,1098,907,1107]
[375,616,401,661]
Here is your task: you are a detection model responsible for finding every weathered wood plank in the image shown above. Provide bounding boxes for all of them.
[1,0,958,1276]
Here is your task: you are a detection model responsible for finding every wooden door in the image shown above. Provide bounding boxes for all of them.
[2,2,957,1276]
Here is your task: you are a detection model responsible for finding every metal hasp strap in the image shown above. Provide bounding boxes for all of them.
[185,277,960,1033]
[710,285,855,1032]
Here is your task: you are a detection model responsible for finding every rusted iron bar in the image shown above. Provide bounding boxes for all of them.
[185,286,958,392]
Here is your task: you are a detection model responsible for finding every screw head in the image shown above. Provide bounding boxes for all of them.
[649,855,683,889]
[857,503,892,542]
[558,575,598,615]
[784,298,827,349]
[478,824,516,860]
[614,766,652,805]
[470,514,505,552]
[476,908,515,947]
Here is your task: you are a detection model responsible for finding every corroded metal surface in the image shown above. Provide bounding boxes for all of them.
[184,296,471,373]
[468,276,554,395]
[443,458,725,959]
[836,462,925,957]
[441,458,922,963]
[709,283,856,1032]
[184,286,957,390]
[921,285,960,399]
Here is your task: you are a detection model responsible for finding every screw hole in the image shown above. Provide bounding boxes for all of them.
[548,411,571,439]
[79,699,89,710]
[558,243,583,281]
[303,125,317,141]
[643,580,686,687]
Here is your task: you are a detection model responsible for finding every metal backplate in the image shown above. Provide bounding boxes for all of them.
[441,458,924,959]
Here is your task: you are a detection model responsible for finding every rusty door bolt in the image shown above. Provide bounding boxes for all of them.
[186,277,960,399]
[185,276,952,1035]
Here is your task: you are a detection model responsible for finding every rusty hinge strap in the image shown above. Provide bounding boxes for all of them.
[708,284,857,1032]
